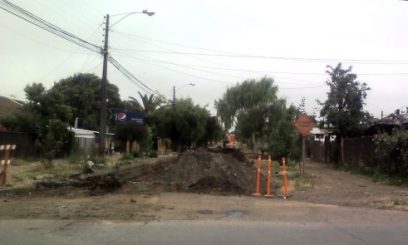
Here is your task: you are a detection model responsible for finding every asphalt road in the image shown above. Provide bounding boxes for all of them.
[1,203,408,245]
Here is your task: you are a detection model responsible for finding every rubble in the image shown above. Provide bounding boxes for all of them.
[34,148,261,195]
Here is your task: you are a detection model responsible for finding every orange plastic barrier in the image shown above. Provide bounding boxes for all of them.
[282,157,289,199]
[264,155,272,197]
[253,155,262,196]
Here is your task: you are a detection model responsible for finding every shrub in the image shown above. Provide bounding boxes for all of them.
[373,131,408,176]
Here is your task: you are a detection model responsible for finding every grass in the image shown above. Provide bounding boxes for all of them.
[293,174,315,190]
[370,198,408,209]
[270,161,315,191]
[338,164,408,187]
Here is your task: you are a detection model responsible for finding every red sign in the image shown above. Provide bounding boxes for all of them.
[294,114,315,136]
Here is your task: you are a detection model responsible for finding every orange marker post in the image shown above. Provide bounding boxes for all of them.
[264,155,273,197]
[282,157,289,199]
[253,155,262,196]
[0,145,16,186]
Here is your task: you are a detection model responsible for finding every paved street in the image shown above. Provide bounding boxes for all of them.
[1,201,407,245]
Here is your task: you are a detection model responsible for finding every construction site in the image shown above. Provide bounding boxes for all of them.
[0,146,407,221]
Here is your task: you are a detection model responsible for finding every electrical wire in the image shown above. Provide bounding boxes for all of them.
[108,55,159,96]
[0,0,102,54]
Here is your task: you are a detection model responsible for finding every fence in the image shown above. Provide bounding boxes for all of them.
[0,132,35,158]
[309,136,377,168]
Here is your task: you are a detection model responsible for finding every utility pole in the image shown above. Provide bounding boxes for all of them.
[99,14,109,155]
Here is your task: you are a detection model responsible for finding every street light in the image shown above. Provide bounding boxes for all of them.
[99,10,154,155]
[110,10,155,28]
[173,83,196,108]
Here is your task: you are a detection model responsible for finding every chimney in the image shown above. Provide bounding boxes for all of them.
[381,110,383,119]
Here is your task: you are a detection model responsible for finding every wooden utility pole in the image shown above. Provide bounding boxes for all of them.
[99,14,109,155]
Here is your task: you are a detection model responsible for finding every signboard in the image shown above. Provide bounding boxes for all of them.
[115,111,145,125]
[294,114,315,136]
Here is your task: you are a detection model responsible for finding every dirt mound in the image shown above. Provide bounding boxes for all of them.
[161,148,258,194]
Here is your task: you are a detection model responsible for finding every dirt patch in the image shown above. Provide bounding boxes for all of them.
[291,160,408,210]
[159,148,257,195]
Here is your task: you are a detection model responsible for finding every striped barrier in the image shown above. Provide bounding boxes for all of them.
[0,144,16,185]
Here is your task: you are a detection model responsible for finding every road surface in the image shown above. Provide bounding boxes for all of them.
[1,201,407,245]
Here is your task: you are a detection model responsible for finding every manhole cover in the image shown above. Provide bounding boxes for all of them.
[197,209,214,215]
[225,210,248,218]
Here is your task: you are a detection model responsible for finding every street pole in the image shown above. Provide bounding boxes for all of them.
[302,136,306,175]
[99,14,109,155]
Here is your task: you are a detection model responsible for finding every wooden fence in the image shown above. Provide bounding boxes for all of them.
[0,132,35,158]
[309,136,377,168]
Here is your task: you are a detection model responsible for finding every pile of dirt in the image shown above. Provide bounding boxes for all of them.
[158,148,259,194]
[30,148,260,196]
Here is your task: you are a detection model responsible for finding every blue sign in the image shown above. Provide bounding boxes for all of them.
[115,111,145,125]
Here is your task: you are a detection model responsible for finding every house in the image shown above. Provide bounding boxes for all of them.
[0,95,22,117]
[368,109,408,134]
[310,127,336,144]
[69,127,114,153]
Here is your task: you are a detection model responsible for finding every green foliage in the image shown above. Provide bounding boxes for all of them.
[216,77,300,161]
[151,98,221,151]
[215,77,278,131]
[373,131,408,177]
[23,83,74,164]
[50,73,122,130]
[115,122,148,146]
[319,63,370,137]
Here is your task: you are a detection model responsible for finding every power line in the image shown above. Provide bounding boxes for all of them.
[0,0,102,54]
[110,48,408,64]
[108,55,159,95]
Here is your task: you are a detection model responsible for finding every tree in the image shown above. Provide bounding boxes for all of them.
[215,77,278,131]
[215,77,299,160]
[51,73,122,130]
[115,122,149,151]
[24,83,74,165]
[319,63,370,137]
[151,98,222,151]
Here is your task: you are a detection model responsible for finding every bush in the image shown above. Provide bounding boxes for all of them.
[373,131,408,176]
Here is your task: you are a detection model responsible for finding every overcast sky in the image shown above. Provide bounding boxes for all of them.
[1,0,407,118]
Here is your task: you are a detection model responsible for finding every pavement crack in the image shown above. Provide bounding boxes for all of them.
[104,221,149,245]
[326,220,368,245]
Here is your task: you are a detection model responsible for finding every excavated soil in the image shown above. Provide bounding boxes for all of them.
[157,148,259,195]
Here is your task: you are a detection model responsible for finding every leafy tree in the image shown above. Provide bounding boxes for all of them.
[24,83,74,165]
[151,98,221,151]
[115,122,149,151]
[51,73,121,130]
[215,77,299,160]
[319,63,370,137]
[215,77,278,131]
[134,92,163,115]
